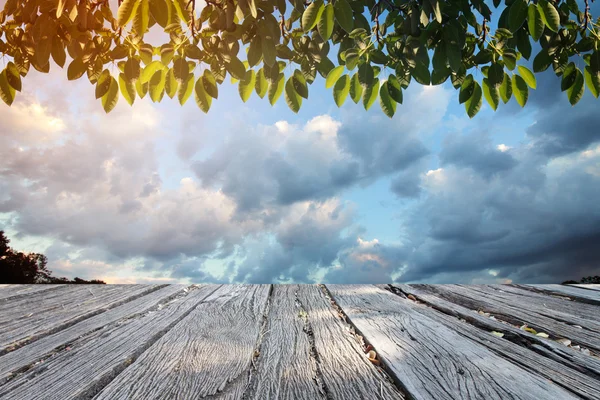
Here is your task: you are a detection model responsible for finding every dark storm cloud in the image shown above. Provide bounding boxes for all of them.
[439,132,517,178]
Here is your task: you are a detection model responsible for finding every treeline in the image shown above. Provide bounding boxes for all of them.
[562,276,600,285]
[0,231,105,284]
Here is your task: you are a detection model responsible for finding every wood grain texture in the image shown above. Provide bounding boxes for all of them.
[389,284,600,399]
[415,284,600,353]
[569,284,600,292]
[0,284,189,382]
[0,285,160,354]
[246,285,404,400]
[0,285,220,400]
[326,284,578,400]
[92,284,270,400]
[0,285,67,301]
[519,284,600,305]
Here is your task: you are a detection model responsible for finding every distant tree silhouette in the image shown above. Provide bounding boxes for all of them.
[0,231,105,284]
[561,276,600,285]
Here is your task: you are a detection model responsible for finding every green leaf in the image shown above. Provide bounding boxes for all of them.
[387,74,403,104]
[349,73,363,103]
[412,62,431,85]
[202,70,219,99]
[117,0,141,26]
[527,4,543,41]
[512,74,529,107]
[136,79,149,99]
[101,76,119,113]
[362,78,379,111]
[6,62,21,92]
[566,67,584,106]
[293,70,309,99]
[318,3,334,41]
[178,74,194,105]
[459,75,475,104]
[333,74,350,107]
[285,77,302,112]
[465,81,482,118]
[358,63,374,86]
[584,66,600,98]
[533,50,552,73]
[95,69,111,99]
[508,0,528,32]
[561,62,577,91]
[67,58,86,80]
[503,51,517,71]
[326,66,344,89]
[256,69,268,99]
[482,78,500,111]
[119,73,136,105]
[538,0,560,32]
[194,76,212,113]
[239,70,256,102]
[499,73,513,103]
[262,36,277,68]
[446,44,462,73]
[268,73,285,105]
[488,63,504,88]
[248,36,263,68]
[303,0,325,32]
[379,81,396,118]
[141,61,165,84]
[133,0,149,34]
[226,57,246,80]
[516,29,532,60]
[517,66,536,89]
[0,70,16,106]
[333,0,354,33]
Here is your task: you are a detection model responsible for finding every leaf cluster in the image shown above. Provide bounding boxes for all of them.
[0,0,598,117]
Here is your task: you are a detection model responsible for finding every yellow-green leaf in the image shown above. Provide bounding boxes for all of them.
[119,73,136,105]
[318,3,334,41]
[518,65,537,89]
[101,76,119,113]
[268,73,285,106]
[202,70,219,99]
[499,73,512,103]
[132,0,149,34]
[538,0,560,32]
[117,0,141,26]
[51,38,66,68]
[6,62,21,92]
[0,70,16,106]
[149,69,166,102]
[95,69,111,99]
[178,74,194,105]
[362,78,379,111]
[165,68,178,98]
[333,74,350,107]
[67,58,86,80]
[349,73,363,103]
[512,74,529,107]
[194,76,212,113]
[528,4,544,42]
[585,66,600,98]
[566,68,584,106]
[239,70,256,102]
[141,61,165,84]
[285,77,302,112]
[326,65,344,89]
[255,68,268,98]
[482,78,499,111]
[302,0,325,32]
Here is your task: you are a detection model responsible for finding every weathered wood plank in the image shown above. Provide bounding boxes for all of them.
[93,285,270,400]
[0,284,160,353]
[569,284,600,292]
[0,284,189,382]
[0,285,67,301]
[0,285,220,400]
[517,284,600,306]
[459,285,600,334]
[245,285,404,400]
[326,284,579,400]
[415,284,600,353]
[388,284,600,398]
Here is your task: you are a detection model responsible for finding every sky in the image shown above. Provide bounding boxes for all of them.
[1,24,600,284]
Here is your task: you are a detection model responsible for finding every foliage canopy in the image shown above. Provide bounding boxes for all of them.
[0,0,599,117]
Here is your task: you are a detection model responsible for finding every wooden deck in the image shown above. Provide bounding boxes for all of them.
[0,284,599,400]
